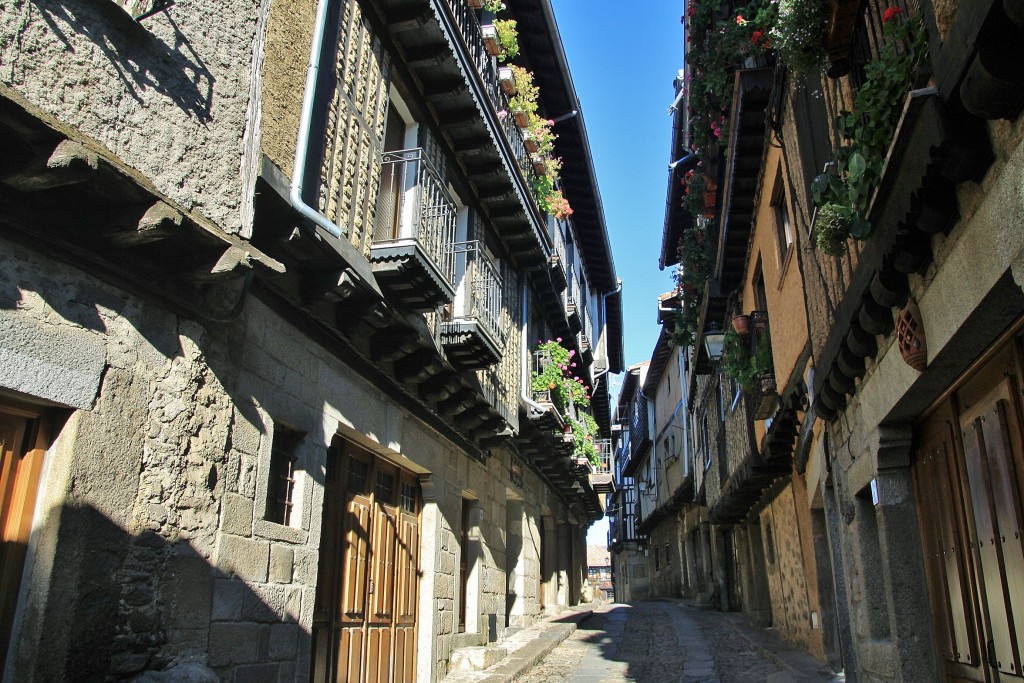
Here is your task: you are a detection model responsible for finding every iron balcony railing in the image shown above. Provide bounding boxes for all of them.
[374,148,457,288]
[450,241,506,349]
[441,0,539,187]
[614,440,630,483]
[566,271,581,316]
[551,220,567,266]
[579,296,593,350]
[594,438,612,474]
[847,0,919,89]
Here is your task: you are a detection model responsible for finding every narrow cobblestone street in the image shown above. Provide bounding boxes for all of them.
[516,601,843,683]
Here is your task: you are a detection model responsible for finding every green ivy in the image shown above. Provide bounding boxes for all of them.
[721,326,774,393]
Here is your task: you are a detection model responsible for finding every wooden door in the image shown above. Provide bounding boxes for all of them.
[915,339,1024,682]
[312,440,420,683]
[0,403,47,673]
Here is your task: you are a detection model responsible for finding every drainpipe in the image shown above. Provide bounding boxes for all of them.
[290,0,343,240]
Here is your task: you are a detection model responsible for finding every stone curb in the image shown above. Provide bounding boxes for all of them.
[441,605,597,683]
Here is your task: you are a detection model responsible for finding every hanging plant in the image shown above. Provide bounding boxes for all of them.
[770,0,828,74]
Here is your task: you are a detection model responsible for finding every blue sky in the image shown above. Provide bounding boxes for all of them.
[553,0,683,373]
[549,2,685,544]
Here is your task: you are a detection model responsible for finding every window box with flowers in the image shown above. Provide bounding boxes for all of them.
[531,340,600,468]
[722,325,776,419]
[810,9,928,255]
[481,19,519,61]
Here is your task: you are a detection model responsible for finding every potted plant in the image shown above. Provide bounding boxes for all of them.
[508,65,538,127]
[481,24,501,57]
[770,0,828,74]
[497,66,515,95]
[481,19,518,61]
[732,314,751,334]
[722,326,753,390]
[813,202,850,256]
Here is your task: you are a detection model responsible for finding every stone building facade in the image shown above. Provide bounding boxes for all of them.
[640,1,1024,682]
[0,0,622,681]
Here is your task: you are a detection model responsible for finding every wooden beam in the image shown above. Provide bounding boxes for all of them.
[107,201,183,246]
[2,140,98,191]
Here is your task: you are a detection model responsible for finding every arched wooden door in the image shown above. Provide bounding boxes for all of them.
[312,440,420,683]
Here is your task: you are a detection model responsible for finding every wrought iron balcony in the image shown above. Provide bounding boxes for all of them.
[565,273,582,333]
[370,148,457,312]
[548,220,568,292]
[590,438,614,494]
[441,0,540,190]
[441,241,506,369]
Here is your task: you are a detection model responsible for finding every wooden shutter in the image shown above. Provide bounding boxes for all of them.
[914,413,980,668]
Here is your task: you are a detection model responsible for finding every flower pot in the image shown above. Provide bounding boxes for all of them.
[532,155,548,175]
[513,109,529,128]
[467,0,483,7]
[732,314,750,334]
[752,375,778,420]
[498,66,515,95]
[523,135,539,154]
[481,24,501,57]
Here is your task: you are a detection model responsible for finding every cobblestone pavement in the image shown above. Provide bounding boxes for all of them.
[515,600,838,683]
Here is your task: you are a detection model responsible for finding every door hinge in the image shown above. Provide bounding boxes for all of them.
[368,579,375,595]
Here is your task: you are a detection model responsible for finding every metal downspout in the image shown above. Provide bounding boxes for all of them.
[520,280,547,420]
[290,0,343,240]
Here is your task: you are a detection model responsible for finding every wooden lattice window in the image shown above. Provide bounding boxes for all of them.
[317,0,392,257]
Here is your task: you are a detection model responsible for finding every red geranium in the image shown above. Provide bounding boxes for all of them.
[882,6,904,23]
[751,30,764,44]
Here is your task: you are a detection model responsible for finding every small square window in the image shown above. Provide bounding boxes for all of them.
[266,424,303,526]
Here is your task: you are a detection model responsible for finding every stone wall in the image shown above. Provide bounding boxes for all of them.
[647,518,682,598]
[0,231,576,681]
[760,486,816,654]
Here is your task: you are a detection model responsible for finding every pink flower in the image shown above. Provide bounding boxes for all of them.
[556,337,562,342]
[568,349,575,357]
[735,14,747,24]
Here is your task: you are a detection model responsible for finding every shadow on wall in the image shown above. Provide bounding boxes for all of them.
[13,502,307,681]
[33,0,214,121]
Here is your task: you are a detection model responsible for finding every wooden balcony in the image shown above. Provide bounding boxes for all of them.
[370,148,457,312]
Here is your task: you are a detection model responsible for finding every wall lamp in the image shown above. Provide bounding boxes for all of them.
[703,324,726,361]
[551,110,579,124]
[668,153,697,174]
